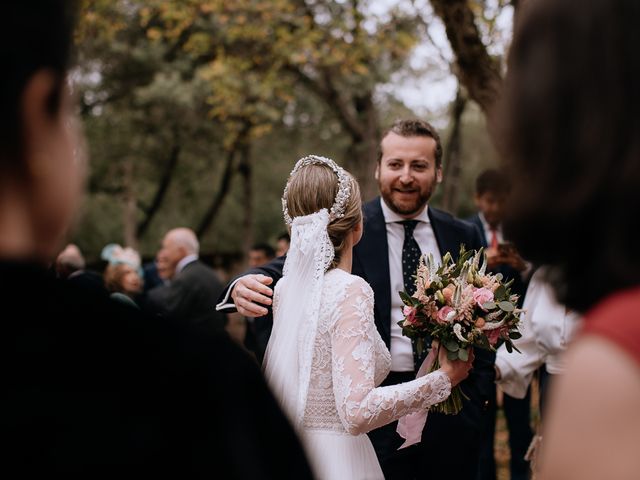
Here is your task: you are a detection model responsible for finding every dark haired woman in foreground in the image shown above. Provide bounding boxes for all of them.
[0,2,311,476]
[502,0,640,478]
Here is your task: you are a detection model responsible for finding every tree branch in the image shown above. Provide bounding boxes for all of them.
[430,0,503,114]
[196,123,251,238]
[136,137,181,239]
[441,87,468,213]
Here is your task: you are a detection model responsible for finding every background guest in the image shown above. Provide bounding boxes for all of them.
[101,243,144,307]
[55,243,106,294]
[467,168,532,480]
[55,243,86,279]
[148,227,227,330]
[275,232,291,257]
[248,242,276,268]
[495,268,582,415]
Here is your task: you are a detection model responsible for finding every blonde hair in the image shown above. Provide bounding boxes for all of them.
[284,163,362,269]
[104,263,139,295]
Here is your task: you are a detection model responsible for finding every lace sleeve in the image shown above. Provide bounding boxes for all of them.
[331,277,451,435]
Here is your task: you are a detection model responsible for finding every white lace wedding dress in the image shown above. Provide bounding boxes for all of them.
[273,268,452,479]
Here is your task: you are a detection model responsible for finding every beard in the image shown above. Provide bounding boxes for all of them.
[379,179,436,217]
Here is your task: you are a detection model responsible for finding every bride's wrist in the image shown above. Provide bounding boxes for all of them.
[437,366,454,384]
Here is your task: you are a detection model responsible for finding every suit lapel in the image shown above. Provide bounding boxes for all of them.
[469,214,488,247]
[354,198,392,346]
[429,207,464,262]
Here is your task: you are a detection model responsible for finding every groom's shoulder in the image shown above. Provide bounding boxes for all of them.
[362,197,382,217]
[430,206,477,231]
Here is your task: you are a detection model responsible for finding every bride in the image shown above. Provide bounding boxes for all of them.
[264,155,472,479]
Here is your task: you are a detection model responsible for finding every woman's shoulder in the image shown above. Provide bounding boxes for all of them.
[581,285,640,365]
[328,269,373,295]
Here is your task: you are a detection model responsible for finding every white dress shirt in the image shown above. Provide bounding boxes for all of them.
[478,212,504,246]
[381,198,441,372]
[495,268,582,398]
[176,254,198,275]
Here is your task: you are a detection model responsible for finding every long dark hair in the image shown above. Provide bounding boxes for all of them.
[501,0,640,312]
[0,1,77,167]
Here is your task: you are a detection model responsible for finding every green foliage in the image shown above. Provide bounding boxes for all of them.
[70,0,509,262]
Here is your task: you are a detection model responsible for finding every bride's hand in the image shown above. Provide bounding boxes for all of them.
[437,345,474,387]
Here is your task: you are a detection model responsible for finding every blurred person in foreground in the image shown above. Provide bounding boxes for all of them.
[0,2,312,477]
[501,0,640,478]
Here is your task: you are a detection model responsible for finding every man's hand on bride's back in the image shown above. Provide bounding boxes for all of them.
[231,274,274,317]
[438,347,474,387]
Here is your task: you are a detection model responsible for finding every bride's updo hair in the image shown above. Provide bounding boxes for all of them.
[284,163,362,269]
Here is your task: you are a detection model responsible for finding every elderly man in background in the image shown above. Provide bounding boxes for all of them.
[55,244,85,279]
[55,243,106,294]
[147,228,227,330]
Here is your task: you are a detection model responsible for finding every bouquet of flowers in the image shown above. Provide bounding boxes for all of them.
[399,247,522,415]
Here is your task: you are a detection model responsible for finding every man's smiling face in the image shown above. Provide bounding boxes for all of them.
[375,131,442,219]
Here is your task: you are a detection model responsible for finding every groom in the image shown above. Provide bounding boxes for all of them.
[218,119,494,479]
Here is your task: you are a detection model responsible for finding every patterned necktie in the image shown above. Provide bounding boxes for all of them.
[401,220,422,296]
[400,220,427,368]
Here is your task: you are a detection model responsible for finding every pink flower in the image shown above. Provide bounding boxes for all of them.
[442,284,456,303]
[487,328,502,346]
[473,287,494,308]
[437,306,456,324]
[403,306,417,325]
[417,293,430,304]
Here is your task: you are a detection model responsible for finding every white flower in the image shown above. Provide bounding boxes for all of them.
[453,323,470,343]
[480,319,506,331]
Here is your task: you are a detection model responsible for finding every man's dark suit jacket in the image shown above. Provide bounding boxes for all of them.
[219,198,495,478]
[356,199,494,478]
[1,260,312,478]
[466,213,528,303]
[147,259,227,331]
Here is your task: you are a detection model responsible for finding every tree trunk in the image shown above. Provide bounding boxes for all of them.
[441,88,468,214]
[343,93,379,201]
[122,156,137,249]
[196,123,252,238]
[196,148,237,238]
[237,140,253,261]
[136,142,180,240]
[288,68,380,200]
[430,0,503,141]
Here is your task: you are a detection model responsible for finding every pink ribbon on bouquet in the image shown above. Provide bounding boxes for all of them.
[396,347,437,449]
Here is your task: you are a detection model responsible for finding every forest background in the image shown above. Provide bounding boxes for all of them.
[73,0,520,272]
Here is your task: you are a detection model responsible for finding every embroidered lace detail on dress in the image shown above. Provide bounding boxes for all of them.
[301,269,451,435]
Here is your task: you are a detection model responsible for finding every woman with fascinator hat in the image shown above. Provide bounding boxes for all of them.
[101,243,144,307]
[264,155,473,479]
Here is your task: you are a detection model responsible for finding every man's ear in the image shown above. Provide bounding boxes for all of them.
[374,163,380,181]
[21,69,60,181]
[436,168,443,184]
